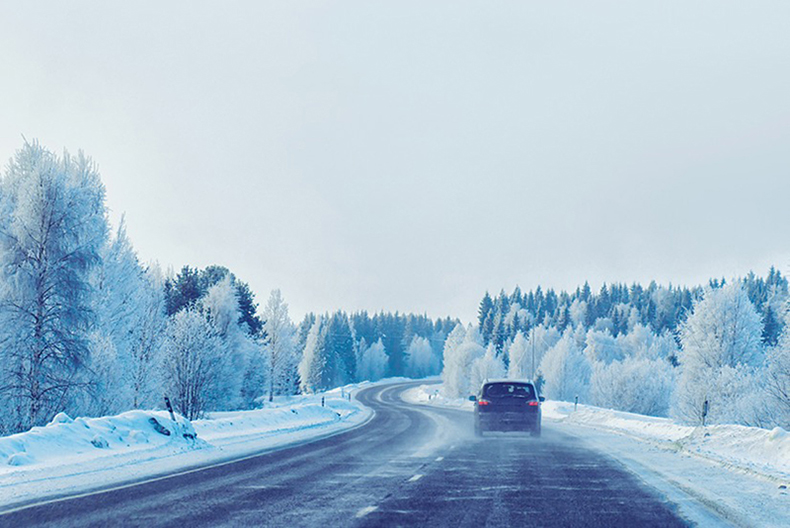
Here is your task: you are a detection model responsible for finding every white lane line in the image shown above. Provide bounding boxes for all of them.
[408,474,423,482]
[355,506,378,518]
[435,456,444,462]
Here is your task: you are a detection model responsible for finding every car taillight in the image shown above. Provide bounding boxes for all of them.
[528,401,540,407]
[478,399,491,406]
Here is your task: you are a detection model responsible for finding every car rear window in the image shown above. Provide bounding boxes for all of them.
[483,383,536,399]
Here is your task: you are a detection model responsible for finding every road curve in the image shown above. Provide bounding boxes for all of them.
[1,382,690,527]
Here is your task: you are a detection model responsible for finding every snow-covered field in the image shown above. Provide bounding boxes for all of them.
[404,384,790,528]
[0,385,371,511]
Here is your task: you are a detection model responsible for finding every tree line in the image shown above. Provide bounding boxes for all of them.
[0,141,453,434]
[443,274,790,428]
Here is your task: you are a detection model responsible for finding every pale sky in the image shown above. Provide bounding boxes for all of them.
[2,1,789,323]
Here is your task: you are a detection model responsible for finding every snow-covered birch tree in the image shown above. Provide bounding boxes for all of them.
[0,142,108,432]
[83,221,154,415]
[674,283,764,425]
[128,264,167,409]
[201,276,260,410]
[162,308,224,420]
[262,289,297,401]
[470,344,506,390]
[506,331,529,379]
[539,330,591,402]
[442,325,484,398]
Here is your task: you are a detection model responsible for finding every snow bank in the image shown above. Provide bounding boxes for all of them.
[404,383,790,482]
[196,390,362,446]
[0,385,371,510]
[0,411,201,469]
[545,401,790,481]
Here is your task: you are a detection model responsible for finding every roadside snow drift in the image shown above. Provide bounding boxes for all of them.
[0,411,201,469]
[0,385,371,510]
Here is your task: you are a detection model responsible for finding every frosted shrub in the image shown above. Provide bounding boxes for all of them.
[590,357,674,417]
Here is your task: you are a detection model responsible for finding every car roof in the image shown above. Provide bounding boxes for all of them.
[483,379,535,386]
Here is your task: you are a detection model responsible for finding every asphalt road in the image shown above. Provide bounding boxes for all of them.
[1,382,691,527]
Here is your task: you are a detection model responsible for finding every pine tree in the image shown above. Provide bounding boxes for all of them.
[478,292,494,331]
[298,317,327,393]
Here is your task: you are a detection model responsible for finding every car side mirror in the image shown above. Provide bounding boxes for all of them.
[469,395,477,402]
[539,396,545,402]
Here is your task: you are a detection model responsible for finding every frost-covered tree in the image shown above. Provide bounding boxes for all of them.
[0,142,108,432]
[470,344,506,391]
[617,324,678,363]
[405,336,438,378]
[298,317,327,393]
[202,276,261,410]
[674,283,764,425]
[590,357,674,416]
[162,308,224,420]
[357,338,388,382]
[128,264,167,409]
[262,289,297,401]
[506,331,530,379]
[539,330,591,402]
[583,329,623,364]
[525,324,561,379]
[764,321,790,427]
[82,221,166,415]
[325,312,355,386]
[440,323,466,396]
[442,325,484,398]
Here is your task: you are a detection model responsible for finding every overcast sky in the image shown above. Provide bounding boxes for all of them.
[2,1,789,323]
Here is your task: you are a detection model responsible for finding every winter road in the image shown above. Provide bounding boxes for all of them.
[1,382,692,527]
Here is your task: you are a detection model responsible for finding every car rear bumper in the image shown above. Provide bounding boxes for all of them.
[477,412,540,431]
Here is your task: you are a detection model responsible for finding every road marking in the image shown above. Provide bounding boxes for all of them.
[356,506,378,518]
[408,474,423,482]
[435,456,444,462]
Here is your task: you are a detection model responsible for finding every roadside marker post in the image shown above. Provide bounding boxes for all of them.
[164,395,176,422]
[702,400,709,426]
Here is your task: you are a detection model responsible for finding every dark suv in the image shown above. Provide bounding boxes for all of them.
[470,380,544,437]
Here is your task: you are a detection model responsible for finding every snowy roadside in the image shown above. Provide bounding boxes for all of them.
[0,384,373,511]
[404,384,790,528]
